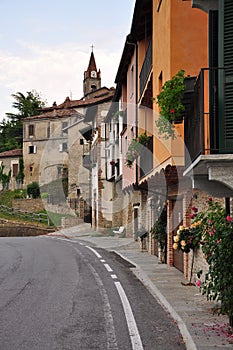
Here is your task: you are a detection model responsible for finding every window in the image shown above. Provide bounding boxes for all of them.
[28,124,35,137]
[28,145,37,154]
[30,166,33,176]
[59,143,68,152]
[47,123,50,138]
[130,65,135,98]
[62,121,68,130]
[12,164,18,177]
[57,166,62,176]
[158,71,163,94]
[91,84,97,91]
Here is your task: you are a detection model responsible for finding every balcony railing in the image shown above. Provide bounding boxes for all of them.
[139,39,152,98]
[139,136,153,179]
[184,67,233,169]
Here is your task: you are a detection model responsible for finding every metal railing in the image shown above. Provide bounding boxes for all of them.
[184,67,233,168]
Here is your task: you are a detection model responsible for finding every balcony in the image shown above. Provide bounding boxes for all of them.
[83,154,91,170]
[139,40,152,98]
[139,136,153,179]
[184,67,233,194]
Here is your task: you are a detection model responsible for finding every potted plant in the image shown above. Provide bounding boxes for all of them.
[125,133,151,168]
[154,70,186,139]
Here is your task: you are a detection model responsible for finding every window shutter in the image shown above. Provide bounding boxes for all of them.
[33,145,37,154]
[59,144,63,152]
[219,0,233,151]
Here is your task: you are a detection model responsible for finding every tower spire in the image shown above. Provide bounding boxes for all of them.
[83,48,101,97]
[87,50,97,72]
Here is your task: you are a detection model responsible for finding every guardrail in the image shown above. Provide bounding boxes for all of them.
[0,205,51,226]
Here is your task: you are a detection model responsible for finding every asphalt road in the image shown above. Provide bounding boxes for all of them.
[0,236,186,350]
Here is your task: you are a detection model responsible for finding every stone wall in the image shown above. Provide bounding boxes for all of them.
[0,224,54,236]
[13,198,45,212]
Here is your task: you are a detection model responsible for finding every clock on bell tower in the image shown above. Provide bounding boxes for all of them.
[83,49,101,97]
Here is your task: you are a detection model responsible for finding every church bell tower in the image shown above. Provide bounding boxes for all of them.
[83,48,101,97]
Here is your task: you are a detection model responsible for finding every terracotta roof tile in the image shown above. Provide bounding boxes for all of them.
[0,149,22,158]
[23,108,82,121]
[57,89,115,109]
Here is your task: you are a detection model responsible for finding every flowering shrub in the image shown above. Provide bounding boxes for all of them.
[172,206,202,285]
[173,220,202,254]
[193,199,233,325]
[173,199,233,326]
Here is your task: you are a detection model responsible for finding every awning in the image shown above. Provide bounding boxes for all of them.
[84,104,98,122]
[80,125,92,141]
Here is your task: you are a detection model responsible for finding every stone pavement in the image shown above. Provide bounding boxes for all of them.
[49,223,233,350]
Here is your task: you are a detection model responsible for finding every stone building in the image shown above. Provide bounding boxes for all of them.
[0,149,23,190]
[22,50,114,224]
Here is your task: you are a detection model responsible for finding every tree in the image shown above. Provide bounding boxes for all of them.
[27,182,40,199]
[0,90,47,152]
[0,164,11,190]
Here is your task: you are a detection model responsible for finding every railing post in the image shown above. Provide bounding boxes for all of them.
[47,215,50,227]
[200,68,205,155]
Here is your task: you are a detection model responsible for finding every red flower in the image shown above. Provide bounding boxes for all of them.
[191,206,198,213]
[208,197,213,202]
[196,280,201,287]
[226,215,233,222]
[170,108,175,114]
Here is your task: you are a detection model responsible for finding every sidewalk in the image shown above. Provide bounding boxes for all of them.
[51,224,233,350]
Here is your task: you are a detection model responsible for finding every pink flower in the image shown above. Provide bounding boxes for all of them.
[226,215,232,222]
[189,213,196,219]
[191,206,198,213]
[196,280,201,287]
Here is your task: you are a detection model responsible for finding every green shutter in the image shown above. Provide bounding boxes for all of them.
[219,0,233,151]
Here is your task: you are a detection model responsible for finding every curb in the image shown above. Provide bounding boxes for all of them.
[113,250,197,350]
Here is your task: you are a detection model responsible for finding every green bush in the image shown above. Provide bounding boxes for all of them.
[13,189,27,199]
[27,182,40,199]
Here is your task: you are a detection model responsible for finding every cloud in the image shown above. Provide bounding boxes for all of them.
[0,41,120,119]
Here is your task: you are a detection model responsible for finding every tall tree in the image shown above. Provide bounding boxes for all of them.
[0,90,47,152]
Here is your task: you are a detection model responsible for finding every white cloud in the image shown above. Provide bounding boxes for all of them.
[0,41,120,119]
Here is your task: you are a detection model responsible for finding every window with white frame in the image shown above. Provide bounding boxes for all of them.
[59,143,68,152]
[28,145,37,154]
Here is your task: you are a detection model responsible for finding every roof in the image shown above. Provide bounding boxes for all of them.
[23,108,83,121]
[130,0,152,41]
[115,0,152,84]
[57,88,115,109]
[0,149,22,158]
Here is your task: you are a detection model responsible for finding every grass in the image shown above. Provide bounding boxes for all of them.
[0,190,76,228]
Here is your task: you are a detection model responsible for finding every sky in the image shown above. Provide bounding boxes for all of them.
[0,0,135,120]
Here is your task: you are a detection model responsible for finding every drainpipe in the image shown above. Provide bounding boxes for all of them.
[126,37,139,188]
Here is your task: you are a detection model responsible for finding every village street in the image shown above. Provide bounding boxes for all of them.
[0,236,185,350]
